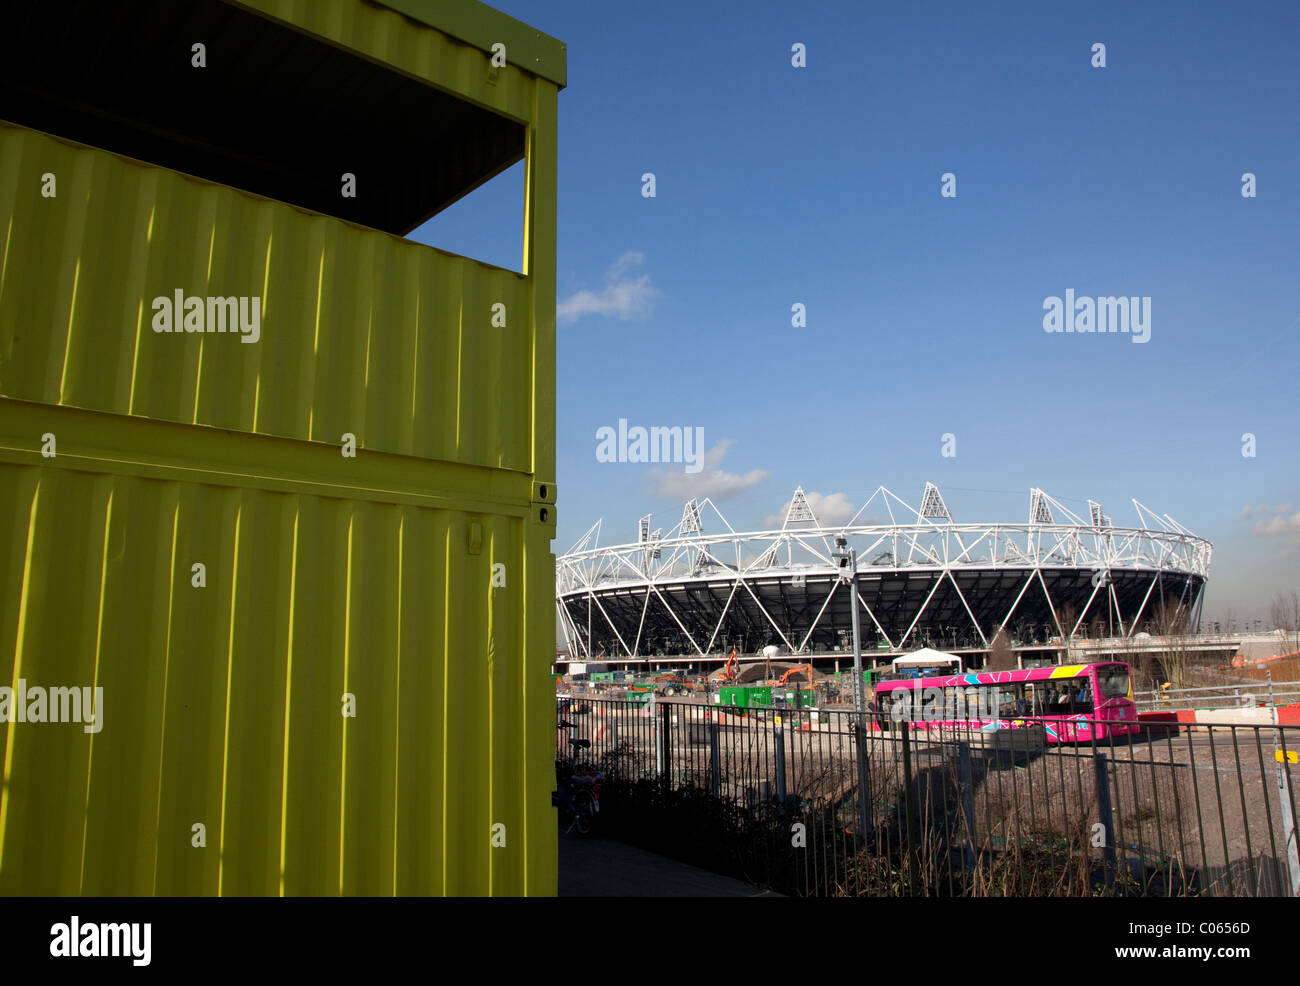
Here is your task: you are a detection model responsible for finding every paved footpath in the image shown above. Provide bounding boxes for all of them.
[558,833,780,897]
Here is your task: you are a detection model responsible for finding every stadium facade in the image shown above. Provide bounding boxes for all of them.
[556,484,1212,667]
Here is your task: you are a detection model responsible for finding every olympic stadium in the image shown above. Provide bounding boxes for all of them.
[555,484,1213,669]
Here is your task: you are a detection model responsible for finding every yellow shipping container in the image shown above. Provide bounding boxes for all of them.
[0,0,563,895]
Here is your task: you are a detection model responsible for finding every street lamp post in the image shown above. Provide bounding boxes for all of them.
[833,537,872,836]
[850,549,864,715]
[834,540,865,717]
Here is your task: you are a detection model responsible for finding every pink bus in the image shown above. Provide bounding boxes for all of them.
[874,661,1137,743]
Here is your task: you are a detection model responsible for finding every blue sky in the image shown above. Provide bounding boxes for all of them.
[414,0,1300,624]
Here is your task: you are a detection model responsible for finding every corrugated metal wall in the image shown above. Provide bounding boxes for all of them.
[0,0,559,896]
[0,123,532,471]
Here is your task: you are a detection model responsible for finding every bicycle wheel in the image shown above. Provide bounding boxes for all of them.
[572,790,595,836]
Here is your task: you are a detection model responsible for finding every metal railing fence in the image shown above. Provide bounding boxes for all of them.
[557,696,1300,897]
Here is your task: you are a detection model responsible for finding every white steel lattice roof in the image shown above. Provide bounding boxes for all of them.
[557,484,1211,660]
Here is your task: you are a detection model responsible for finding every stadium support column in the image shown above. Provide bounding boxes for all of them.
[1191,579,1207,634]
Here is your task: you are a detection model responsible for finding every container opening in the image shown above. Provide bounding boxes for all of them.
[405,159,525,273]
[0,0,526,237]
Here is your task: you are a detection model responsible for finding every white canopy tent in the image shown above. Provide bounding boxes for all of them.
[890,647,963,675]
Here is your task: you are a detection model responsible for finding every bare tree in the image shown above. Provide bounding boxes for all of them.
[1221,605,1237,637]
[1269,590,1300,658]
[1153,601,1194,689]
[1115,630,1157,694]
[1059,603,1079,640]
[987,626,1017,671]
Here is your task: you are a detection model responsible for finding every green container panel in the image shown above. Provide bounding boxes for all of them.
[0,0,562,896]
[781,688,816,708]
[719,685,774,708]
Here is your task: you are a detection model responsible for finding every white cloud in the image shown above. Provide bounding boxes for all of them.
[703,438,734,471]
[557,251,661,324]
[649,440,766,501]
[764,491,857,528]
[1252,511,1300,541]
[1240,503,1292,518]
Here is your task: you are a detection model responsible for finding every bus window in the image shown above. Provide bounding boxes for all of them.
[887,691,911,722]
[1098,667,1130,700]
[1075,681,1093,712]
[1044,686,1072,713]
[997,685,1017,717]
[1037,686,1063,715]
[1048,679,1093,714]
[1000,683,1029,717]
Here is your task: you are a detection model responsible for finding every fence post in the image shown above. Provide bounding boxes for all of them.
[1094,752,1117,890]
[774,713,787,809]
[710,719,721,798]
[855,720,873,841]
[660,701,673,786]
[958,741,976,871]
[1267,671,1300,897]
[651,691,662,776]
[902,725,919,895]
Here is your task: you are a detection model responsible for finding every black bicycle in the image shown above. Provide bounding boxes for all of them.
[553,720,603,835]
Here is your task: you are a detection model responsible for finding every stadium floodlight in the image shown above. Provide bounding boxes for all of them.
[831,535,851,570]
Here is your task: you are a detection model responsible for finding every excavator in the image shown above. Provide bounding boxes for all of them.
[718,649,740,682]
[773,663,816,710]
[776,664,815,686]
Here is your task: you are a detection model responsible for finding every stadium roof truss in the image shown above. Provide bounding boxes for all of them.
[556,484,1212,660]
